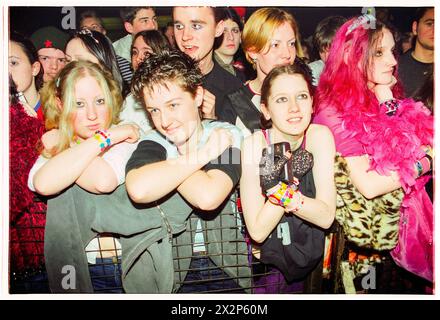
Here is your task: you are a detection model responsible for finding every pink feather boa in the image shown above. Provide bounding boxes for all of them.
[340,98,434,281]
[340,98,433,191]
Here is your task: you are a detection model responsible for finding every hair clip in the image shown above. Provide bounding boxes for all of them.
[346,14,376,36]
[77,28,99,44]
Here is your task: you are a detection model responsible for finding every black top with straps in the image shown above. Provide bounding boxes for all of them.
[258,129,325,282]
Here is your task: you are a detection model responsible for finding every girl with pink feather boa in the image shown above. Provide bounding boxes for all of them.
[313,14,433,286]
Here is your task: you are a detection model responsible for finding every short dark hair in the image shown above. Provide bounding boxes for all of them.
[414,65,433,113]
[120,7,155,24]
[413,7,433,24]
[313,15,347,54]
[260,59,314,129]
[79,10,104,28]
[131,50,203,105]
[10,31,44,90]
[131,30,171,58]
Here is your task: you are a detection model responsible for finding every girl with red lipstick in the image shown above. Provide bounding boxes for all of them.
[27,60,140,292]
[240,61,336,291]
[314,15,433,291]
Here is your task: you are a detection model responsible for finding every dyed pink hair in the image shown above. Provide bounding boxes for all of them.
[314,16,404,114]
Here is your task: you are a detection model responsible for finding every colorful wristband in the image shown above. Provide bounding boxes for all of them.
[94,130,111,152]
[266,181,304,211]
[380,99,399,116]
[267,182,288,205]
[288,191,305,213]
[415,156,432,177]
[424,152,433,168]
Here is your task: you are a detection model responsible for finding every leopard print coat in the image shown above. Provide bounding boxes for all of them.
[334,154,404,250]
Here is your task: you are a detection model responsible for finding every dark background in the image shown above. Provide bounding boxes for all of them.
[10,6,419,42]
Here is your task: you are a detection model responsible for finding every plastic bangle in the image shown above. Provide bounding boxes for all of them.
[267,182,287,204]
[267,181,304,211]
[415,156,432,177]
[424,152,433,168]
[94,130,111,152]
[420,157,431,175]
[415,160,424,177]
[288,191,305,212]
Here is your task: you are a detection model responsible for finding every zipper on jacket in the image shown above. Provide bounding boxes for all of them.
[156,203,173,243]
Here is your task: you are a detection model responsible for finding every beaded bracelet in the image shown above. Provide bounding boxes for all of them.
[288,191,305,212]
[94,129,111,152]
[267,181,304,212]
[267,182,288,205]
[380,99,399,116]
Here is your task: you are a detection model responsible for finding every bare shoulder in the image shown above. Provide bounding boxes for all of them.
[243,130,265,151]
[306,124,335,152]
[308,123,333,137]
[242,131,265,164]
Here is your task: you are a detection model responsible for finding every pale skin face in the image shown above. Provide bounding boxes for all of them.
[38,47,67,82]
[80,17,106,35]
[9,41,40,94]
[131,36,153,71]
[173,6,224,74]
[143,81,203,148]
[72,75,110,140]
[367,28,397,86]
[412,8,434,51]
[65,38,100,65]
[249,22,297,80]
[240,71,336,246]
[261,73,313,141]
[215,19,241,59]
[126,8,158,35]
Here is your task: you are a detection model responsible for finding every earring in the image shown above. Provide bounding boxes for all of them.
[252,57,257,64]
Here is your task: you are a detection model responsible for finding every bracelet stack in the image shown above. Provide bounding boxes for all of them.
[267,181,304,212]
[94,130,111,152]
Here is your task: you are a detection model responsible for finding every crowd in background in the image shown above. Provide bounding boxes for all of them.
[8,6,434,294]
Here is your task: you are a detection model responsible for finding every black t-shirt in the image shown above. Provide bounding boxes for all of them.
[126,140,241,186]
[202,60,244,119]
[398,50,433,98]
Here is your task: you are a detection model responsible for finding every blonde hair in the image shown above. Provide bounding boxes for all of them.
[40,60,122,157]
[242,8,303,68]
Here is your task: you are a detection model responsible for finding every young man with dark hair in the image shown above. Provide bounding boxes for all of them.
[113,7,158,62]
[398,7,434,97]
[172,6,243,120]
[309,15,347,86]
[126,49,250,293]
